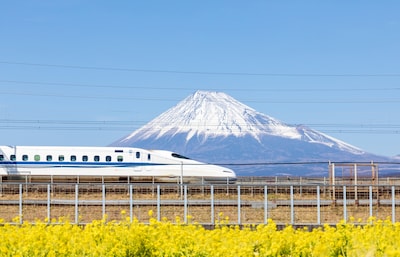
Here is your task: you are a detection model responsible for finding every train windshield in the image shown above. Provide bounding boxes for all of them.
[171,153,191,160]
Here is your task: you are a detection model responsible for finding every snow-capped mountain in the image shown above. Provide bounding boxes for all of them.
[111,91,393,176]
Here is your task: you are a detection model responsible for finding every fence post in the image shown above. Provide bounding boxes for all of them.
[75,184,79,224]
[264,185,268,224]
[290,185,294,224]
[19,183,22,224]
[47,184,51,223]
[157,184,160,222]
[392,186,396,223]
[343,185,347,222]
[354,164,358,201]
[210,185,214,225]
[237,185,241,225]
[369,186,373,219]
[129,184,133,222]
[300,177,302,197]
[184,185,188,224]
[330,162,336,200]
[102,184,106,220]
[317,185,321,225]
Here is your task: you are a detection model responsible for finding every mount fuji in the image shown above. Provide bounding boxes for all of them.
[111,91,393,176]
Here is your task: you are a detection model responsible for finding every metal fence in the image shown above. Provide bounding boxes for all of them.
[1,182,400,226]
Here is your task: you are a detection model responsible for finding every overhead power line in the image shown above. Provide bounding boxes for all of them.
[0,119,399,134]
[2,61,400,77]
[1,79,399,92]
[0,90,399,103]
[2,119,400,127]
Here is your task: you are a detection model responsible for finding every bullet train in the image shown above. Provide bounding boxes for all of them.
[0,145,237,183]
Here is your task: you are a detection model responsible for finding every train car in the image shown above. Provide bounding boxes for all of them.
[0,145,237,184]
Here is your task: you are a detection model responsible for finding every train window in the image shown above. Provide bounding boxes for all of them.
[10,155,16,161]
[0,155,3,161]
[136,152,140,159]
[46,155,52,161]
[59,155,64,161]
[22,155,28,161]
[94,155,100,162]
[117,155,123,162]
[106,156,111,162]
[70,155,77,162]
[82,155,88,162]
[171,153,191,160]
[147,154,151,161]
[34,155,40,161]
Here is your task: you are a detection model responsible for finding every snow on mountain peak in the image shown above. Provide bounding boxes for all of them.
[120,90,301,143]
[116,90,364,154]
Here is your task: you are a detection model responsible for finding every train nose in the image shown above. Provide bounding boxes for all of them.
[222,167,237,183]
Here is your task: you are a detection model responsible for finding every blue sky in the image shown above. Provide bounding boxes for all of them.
[1,1,399,157]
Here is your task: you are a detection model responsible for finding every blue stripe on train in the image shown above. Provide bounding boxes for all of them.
[0,161,170,168]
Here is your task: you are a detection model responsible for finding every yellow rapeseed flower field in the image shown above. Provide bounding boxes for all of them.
[0,213,400,256]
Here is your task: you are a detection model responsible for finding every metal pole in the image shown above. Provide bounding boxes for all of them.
[180,162,183,185]
[354,164,358,201]
[102,184,106,219]
[332,163,335,200]
[343,185,347,222]
[210,185,214,225]
[300,177,302,197]
[264,185,268,224]
[371,161,376,184]
[129,184,133,222]
[51,175,54,196]
[237,185,241,225]
[180,162,183,197]
[0,176,3,197]
[19,184,22,224]
[290,185,294,225]
[75,184,79,224]
[317,185,321,225]
[25,176,28,196]
[392,186,396,223]
[184,185,188,224]
[47,184,51,223]
[369,185,373,219]
[157,184,160,222]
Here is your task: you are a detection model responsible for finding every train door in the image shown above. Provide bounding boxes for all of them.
[145,153,151,172]
[139,151,152,173]
[133,150,143,173]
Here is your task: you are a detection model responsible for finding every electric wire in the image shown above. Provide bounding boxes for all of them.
[0,90,399,103]
[2,61,400,77]
[0,119,399,134]
[1,79,399,92]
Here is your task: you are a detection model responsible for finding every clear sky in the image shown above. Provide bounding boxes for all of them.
[1,1,399,157]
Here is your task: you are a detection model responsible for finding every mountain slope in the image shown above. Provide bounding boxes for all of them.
[111,91,392,176]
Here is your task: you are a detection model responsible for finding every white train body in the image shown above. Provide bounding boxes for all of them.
[0,146,236,183]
